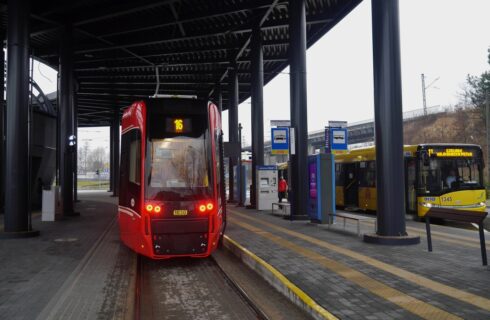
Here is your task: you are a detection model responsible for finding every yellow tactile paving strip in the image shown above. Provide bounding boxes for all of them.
[224,235,339,320]
[229,209,490,313]
[230,217,461,320]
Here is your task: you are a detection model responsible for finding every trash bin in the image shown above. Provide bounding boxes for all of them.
[42,186,60,221]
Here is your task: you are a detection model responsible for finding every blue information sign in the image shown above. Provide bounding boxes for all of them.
[331,128,348,151]
[325,127,348,153]
[271,128,289,155]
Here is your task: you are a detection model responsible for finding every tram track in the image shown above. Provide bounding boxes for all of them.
[134,253,273,320]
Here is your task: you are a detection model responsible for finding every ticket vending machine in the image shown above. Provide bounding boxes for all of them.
[307,154,336,223]
[256,165,278,210]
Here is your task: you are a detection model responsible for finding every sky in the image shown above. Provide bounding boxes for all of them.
[31,0,490,150]
[222,0,490,144]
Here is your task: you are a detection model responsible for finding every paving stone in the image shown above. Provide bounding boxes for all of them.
[227,205,490,320]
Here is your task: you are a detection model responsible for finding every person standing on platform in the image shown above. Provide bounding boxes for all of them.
[278,176,288,203]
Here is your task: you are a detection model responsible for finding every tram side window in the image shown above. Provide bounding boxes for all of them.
[129,138,141,185]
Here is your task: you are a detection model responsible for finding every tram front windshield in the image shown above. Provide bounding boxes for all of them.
[419,156,483,195]
[146,114,211,201]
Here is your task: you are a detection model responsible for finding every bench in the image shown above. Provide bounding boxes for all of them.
[425,207,488,265]
[326,212,377,237]
[272,202,291,216]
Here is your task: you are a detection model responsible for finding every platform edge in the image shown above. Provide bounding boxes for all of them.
[222,235,338,320]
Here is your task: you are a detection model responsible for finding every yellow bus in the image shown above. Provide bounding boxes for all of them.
[335,144,486,218]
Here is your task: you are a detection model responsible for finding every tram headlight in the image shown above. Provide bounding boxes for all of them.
[154,205,161,213]
[146,204,154,212]
[206,202,214,211]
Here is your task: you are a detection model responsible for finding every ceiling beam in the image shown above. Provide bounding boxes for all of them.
[74,54,287,72]
[98,0,284,38]
[169,2,186,37]
[72,16,328,55]
[30,14,154,67]
[74,1,176,27]
[210,0,281,97]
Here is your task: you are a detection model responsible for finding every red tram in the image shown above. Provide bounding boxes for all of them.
[118,97,226,259]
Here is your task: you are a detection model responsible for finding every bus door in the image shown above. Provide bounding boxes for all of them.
[344,163,358,207]
[404,157,417,213]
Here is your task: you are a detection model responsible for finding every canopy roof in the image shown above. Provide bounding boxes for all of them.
[0,0,361,126]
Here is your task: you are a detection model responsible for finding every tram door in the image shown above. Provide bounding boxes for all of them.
[343,163,358,207]
[120,130,142,240]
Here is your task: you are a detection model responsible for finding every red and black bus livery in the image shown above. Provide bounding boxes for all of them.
[118,97,226,259]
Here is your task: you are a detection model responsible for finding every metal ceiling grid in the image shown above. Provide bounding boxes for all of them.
[0,0,362,126]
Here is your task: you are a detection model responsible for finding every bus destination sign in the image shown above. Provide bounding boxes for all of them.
[428,148,473,157]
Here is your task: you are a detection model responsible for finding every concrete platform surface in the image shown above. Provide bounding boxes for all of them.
[0,193,134,320]
[2,192,489,320]
[225,206,490,320]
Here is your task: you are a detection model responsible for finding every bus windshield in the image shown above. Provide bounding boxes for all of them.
[418,157,483,195]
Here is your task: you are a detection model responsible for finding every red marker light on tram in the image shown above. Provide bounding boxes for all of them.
[146,204,153,212]
[154,205,161,213]
[198,204,207,213]
[206,202,214,211]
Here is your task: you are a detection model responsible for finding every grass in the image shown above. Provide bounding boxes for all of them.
[77,180,110,190]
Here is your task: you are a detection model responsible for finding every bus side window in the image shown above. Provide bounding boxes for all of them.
[406,158,416,212]
[335,164,344,186]
[358,162,367,187]
[366,161,376,187]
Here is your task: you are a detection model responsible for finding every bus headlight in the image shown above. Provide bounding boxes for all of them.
[480,202,486,207]
[422,202,433,208]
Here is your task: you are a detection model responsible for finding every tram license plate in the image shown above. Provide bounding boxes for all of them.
[173,209,188,216]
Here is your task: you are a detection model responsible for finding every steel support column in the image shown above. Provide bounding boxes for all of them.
[2,0,38,237]
[73,95,78,202]
[364,0,419,245]
[227,65,239,202]
[0,36,5,213]
[108,125,114,192]
[58,25,76,216]
[250,21,264,209]
[289,0,309,220]
[112,108,120,197]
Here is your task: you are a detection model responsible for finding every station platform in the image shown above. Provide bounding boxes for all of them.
[225,205,490,320]
[0,192,135,320]
[0,193,489,320]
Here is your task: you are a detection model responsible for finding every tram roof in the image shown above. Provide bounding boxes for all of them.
[0,0,361,126]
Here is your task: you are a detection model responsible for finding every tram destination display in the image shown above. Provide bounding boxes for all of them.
[165,118,192,134]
